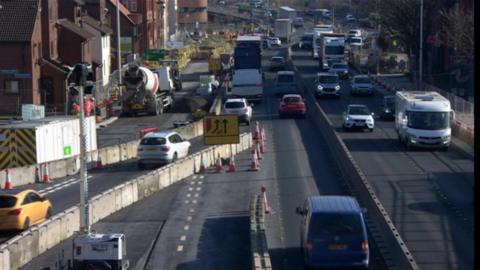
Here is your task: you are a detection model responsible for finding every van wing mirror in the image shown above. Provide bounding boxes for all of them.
[296,207,305,215]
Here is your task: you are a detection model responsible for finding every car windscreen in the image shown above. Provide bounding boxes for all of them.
[354,77,371,84]
[332,64,348,69]
[407,111,450,130]
[349,106,370,115]
[225,102,245,109]
[0,195,17,208]
[271,58,284,63]
[140,137,166,145]
[318,75,338,83]
[350,38,362,43]
[277,74,295,83]
[284,96,301,103]
[310,213,363,236]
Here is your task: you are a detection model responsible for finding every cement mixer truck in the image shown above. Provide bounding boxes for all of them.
[121,64,174,116]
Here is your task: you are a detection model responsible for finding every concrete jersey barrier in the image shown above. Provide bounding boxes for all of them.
[290,61,420,270]
[0,132,253,270]
[250,195,272,270]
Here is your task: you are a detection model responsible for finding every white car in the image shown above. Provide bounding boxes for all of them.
[223,98,253,125]
[346,14,356,23]
[137,131,191,169]
[342,104,375,132]
[347,29,362,38]
[268,37,281,47]
[351,75,375,96]
[348,37,364,50]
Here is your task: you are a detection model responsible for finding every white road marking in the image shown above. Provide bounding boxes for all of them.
[192,200,197,204]
[189,208,195,213]
[196,187,201,191]
[180,235,186,241]
[177,245,184,252]
[187,216,192,221]
[186,193,191,197]
[194,193,199,197]
[188,187,193,191]
[199,175,204,179]
[190,181,195,185]
[184,225,189,231]
[192,175,198,179]
[197,181,203,185]
[184,200,190,204]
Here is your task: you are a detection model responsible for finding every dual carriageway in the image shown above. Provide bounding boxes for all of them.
[1,18,473,270]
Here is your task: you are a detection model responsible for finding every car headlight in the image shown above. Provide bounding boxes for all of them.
[343,70,348,73]
[384,109,390,113]
[335,85,340,90]
[408,133,418,139]
[366,118,373,123]
[442,135,451,141]
[317,85,323,90]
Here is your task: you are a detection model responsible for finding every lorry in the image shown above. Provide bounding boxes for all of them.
[312,25,334,59]
[278,6,297,21]
[121,64,174,116]
[275,19,293,43]
[318,33,346,70]
[72,233,129,270]
[228,36,263,103]
[395,91,454,150]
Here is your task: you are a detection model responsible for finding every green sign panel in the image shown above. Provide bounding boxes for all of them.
[144,49,165,61]
[63,146,72,156]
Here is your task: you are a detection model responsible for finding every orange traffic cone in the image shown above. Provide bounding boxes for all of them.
[43,162,51,183]
[198,155,206,174]
[261,185,271,213]
[215,154,223,173]
[228,154,236,172]
[95,151,103,169]
[254,121,260,141]
[261,125,267,143]
[260,137,265,154]
[249,149,260,171]
[3,169,12,189]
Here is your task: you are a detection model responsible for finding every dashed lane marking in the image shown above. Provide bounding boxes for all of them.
[177,245,184,252]
[192,200,197,204]
[194,193,199,197]
[180,235,186,241]
[186,193,191,197]
[189,208,195,213]
[187,216,192,221]
[184,225,189,231]
[199,175,204,179]
[196,187,201,191]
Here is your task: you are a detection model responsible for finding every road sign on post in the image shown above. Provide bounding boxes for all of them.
[203,115,240,145]
[144,49,165,61]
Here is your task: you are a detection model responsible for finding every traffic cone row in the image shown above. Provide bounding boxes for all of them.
[249,147,260,171]
[261,185,271,213]
[43,162,51,183]
[196,154,206,174]
[228,154,236,172]
[95,151,103,169]
[215,154,223,173]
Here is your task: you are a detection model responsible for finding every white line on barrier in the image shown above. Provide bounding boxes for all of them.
[180,235,186,241]
[184,225,189,231]
[177,245,184,252]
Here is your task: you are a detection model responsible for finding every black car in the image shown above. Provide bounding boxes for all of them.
[381,95,396,120]
[299,32,313,50]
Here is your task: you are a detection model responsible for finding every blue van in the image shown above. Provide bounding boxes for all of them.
[296,196,369,269]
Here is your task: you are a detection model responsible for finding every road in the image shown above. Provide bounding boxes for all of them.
[290,39,474,269]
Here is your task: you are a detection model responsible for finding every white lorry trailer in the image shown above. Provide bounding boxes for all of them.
[318,33,346,70]
[275,19,293,43]
[312,25,333,59]
[278,6,297,21]
[395,91,455,150]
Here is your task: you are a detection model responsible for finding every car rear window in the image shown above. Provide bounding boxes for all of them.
[277,74,295,83]
[271,57,284,63]
[0,195,17,208]
[225,101,245,109]
[333,64,348,69]
[351,38,362,43]
[284,96,301,103]
[310,213,363,236]
[354,77,371,84]
[302,35,313,41]
[140,137,166,145]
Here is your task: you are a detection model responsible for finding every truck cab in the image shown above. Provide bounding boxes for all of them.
[73,233,129,270]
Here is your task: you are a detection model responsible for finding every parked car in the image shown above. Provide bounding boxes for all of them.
[299,32,314,50]
[329,62,349,79]
[270,56,286,71]
[351,75,375,96]
[346,14,356,23]
[274,71,298,96]
[223,98,253,125]
[342,104,375,132]
[0,189,52,231]
[137,131,191,169]
[380,95,396,120]
[278,94,306,118]
[315,72,341,98]
[296,196,369,269]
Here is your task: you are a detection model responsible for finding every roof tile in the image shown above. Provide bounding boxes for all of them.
[0,0,40,42]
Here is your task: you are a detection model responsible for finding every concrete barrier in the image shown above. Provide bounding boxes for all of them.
[0,132,252,270]
[250,195,272,270]
[292,63,419,270]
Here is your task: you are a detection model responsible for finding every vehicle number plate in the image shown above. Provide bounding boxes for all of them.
[328,244,348,250]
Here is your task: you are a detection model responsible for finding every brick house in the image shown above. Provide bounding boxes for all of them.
[0,0,43,115]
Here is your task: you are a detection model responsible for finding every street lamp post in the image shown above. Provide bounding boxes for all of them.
[419,0,424,90]
[116,0,122,90]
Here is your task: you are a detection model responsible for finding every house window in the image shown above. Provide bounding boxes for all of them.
[5,80,20,94]
[130,0,137,12]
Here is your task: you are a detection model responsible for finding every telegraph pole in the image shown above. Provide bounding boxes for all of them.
[116,0,122,94]
[418,0,424,90]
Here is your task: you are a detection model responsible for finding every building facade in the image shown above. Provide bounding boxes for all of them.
[177,0,208,33]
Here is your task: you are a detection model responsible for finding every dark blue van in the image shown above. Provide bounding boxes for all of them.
[296,196,369,269]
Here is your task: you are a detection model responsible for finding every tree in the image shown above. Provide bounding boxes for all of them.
[439,7,474,59]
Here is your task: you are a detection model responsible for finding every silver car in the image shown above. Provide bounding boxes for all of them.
[315,72,341,98]
[351,75,375,96]
[329,62,349,79]
[137,131,191,169]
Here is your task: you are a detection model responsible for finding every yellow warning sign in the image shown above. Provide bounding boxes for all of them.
[203,115,240,145]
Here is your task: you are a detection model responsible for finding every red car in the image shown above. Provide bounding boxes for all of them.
[279,94,307,118]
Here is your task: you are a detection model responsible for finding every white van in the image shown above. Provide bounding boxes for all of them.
[229,69,264,103]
